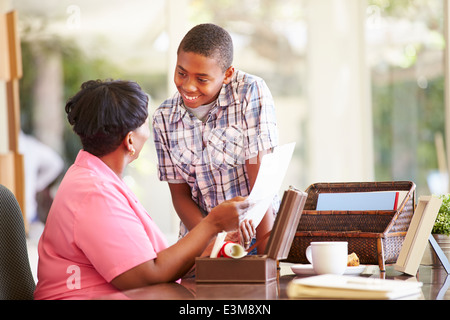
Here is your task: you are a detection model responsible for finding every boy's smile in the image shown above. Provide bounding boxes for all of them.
[174,50,234,109]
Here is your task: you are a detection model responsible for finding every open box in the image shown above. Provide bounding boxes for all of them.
[195,186,307,283]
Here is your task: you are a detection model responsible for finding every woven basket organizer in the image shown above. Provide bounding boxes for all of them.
[284,181,416,271]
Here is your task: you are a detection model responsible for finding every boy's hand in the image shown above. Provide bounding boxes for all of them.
[240,219,256,249]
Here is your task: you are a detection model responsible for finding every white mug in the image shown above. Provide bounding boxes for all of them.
[305,241,348,275]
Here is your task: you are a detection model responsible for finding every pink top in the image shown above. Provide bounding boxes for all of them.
[34,150,169,300]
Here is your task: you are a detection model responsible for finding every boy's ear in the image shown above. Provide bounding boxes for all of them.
[223,66,235,84]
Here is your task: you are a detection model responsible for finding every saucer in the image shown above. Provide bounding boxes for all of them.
[291,264,367,276]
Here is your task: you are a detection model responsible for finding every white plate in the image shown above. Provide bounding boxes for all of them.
[345,264,367,275]
[291,264,367,276]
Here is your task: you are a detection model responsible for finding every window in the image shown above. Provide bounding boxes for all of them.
[367,0,445,196]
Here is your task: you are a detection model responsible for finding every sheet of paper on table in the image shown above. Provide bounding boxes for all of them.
[243,142,296,228]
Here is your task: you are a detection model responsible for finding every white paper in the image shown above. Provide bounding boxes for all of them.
[210,231,227,258]
[243,142,296,228]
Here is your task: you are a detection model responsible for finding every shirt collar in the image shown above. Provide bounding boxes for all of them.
[218,69,239,109]
[74,150,142,204]
[217,84,230,109]
[168,94,188,124]
[74,150,122,183]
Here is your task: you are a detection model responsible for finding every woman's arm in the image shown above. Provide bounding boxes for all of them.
[110,197,249,291]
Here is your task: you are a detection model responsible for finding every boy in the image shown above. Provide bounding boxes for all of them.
[152,23,279,254]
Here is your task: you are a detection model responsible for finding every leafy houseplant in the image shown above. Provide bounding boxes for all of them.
[432,194,450,236]
[428,194,450,266]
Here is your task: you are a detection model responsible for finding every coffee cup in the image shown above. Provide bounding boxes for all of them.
[305,241,348,275]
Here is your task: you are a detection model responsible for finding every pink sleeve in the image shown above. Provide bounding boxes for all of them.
[73,184,158,282]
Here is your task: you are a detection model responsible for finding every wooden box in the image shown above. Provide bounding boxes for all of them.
[195,186,307,283]
[284,181,416,271]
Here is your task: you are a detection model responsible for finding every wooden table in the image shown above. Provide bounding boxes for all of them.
[99,263,450,300]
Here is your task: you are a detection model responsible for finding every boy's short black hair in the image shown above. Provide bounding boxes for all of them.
[65,79,149,157]
[177,23,233,72]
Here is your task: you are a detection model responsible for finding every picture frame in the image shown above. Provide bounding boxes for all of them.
[395,196,443,276]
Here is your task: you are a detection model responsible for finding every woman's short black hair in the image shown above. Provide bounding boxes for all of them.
[65,79,149,157]
[177,23,233,72]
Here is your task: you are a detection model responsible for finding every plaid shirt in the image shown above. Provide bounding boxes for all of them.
[152,70,279,237]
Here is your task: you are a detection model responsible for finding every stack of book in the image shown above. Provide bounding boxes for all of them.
[287,274,423,300]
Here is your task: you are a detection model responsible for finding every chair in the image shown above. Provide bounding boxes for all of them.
[0,184,36,300]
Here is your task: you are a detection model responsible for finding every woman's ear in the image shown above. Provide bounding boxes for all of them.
[223,66,235,85]
[124,131,135,154]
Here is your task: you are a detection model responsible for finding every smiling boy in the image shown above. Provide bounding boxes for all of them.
[152,23,279,254]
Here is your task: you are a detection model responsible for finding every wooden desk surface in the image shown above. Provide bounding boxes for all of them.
[99,263,450,300]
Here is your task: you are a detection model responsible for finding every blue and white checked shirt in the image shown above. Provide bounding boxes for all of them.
[152,70,279,237]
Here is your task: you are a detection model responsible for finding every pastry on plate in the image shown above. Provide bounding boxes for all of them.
[347,252,360,266]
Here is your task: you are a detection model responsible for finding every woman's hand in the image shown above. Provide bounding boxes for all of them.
[206,196,250,233]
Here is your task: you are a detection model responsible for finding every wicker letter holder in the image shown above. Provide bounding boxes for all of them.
[195,186,308,283]
[285,181,416,271]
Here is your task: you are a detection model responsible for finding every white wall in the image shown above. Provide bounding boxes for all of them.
[305,0,374,183]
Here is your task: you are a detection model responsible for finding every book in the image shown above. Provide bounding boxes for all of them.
[287,274,423,300]
[316,190,409,211]
[395,191,410,209]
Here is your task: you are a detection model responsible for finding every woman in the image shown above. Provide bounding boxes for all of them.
[34,80,251,300]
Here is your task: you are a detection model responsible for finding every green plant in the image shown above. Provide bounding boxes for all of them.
[432,194,450,236]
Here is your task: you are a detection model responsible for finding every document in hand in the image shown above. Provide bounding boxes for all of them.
[244,142,296,228]
[287,274,423,300]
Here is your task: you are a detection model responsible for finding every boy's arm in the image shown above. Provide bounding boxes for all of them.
[168,182,204,231]
[245,150,275,254]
